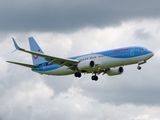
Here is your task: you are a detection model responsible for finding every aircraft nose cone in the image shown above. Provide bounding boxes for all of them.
[148,50,154,58]
[151,52,154,57]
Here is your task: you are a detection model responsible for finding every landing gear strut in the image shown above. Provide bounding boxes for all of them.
[91,73,98,81]
[137,60,146,70]
[74,72,81,78]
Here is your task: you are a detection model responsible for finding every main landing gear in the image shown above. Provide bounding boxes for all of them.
[74,72,81,78]
[91,73,98,81]
[74,72,98,81]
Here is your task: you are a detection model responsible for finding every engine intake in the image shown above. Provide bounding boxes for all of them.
[78,60,95,71]
[107,67,124,76]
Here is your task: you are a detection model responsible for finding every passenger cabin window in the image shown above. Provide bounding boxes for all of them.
[139,48,147,51]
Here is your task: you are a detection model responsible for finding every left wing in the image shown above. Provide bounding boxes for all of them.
[12,38,79,70]
[7,61,38,68]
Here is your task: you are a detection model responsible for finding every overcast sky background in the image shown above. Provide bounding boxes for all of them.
[1,0,160,120]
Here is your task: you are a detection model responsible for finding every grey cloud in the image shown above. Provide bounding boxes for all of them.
[1,0,160,32]
[71,60,160,106]
[134,28,152,40]
[43,76,74,96]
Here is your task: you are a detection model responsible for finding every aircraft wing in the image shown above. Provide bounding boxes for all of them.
[20,48,78,66]
[7,61,38,68]
[12,38,79,70]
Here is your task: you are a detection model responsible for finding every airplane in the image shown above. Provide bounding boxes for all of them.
[7,37,154,81]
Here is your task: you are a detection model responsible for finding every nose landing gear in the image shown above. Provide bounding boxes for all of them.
[137,66,141,70]
[137,60,146,70]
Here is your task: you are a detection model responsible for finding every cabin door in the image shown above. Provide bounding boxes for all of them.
[130,49,134,56]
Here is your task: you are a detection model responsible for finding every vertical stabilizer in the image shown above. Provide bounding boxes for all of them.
[29,37,47,65]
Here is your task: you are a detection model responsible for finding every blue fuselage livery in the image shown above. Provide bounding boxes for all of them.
[7,37,154,81]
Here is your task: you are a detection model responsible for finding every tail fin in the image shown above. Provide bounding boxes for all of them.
[29,37,47,65]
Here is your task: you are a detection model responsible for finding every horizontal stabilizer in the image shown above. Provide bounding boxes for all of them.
[7,61,38,68]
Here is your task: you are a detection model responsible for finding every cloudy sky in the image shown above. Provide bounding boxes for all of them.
[1,0,160,120]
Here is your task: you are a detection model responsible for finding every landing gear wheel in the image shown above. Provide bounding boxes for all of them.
[91,76,95,80]
[77,73,81,78]
[137,66,141,70]
[95,76,98,81]
[74,72,81,78]
[91,75,98,81]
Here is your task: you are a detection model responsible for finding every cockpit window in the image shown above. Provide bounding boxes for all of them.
[139,48,148,51]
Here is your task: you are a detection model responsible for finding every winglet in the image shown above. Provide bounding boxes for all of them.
[12,38,20,53]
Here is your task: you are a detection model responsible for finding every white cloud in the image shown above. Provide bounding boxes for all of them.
[1,19,160,119]
[1,82,160,120]
[31,33,73,58]
[0,57,8,79]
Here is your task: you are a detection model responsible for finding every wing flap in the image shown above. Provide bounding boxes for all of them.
[7,61,38,68]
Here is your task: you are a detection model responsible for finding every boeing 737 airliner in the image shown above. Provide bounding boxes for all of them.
[7,37,154,81]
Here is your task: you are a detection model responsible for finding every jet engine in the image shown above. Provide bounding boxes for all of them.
[107,67,124,76]
[77,60,95,71]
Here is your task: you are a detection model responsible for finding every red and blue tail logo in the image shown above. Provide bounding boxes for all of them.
[33,49,40,59]
[29,37,47,65]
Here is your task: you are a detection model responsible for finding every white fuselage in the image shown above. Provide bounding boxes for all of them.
[33,52,153,76]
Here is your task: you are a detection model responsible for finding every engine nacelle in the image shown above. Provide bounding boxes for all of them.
[107,67,124,76]
[77,60,95,71]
